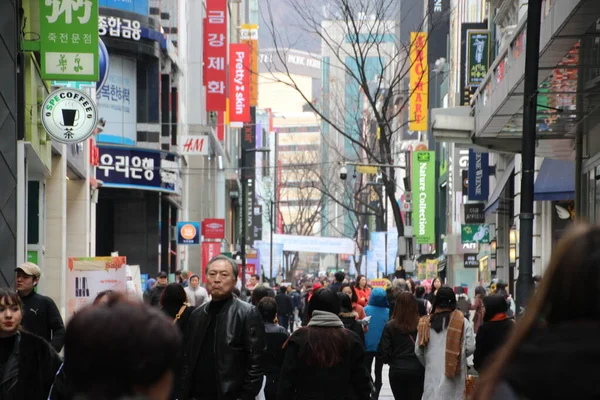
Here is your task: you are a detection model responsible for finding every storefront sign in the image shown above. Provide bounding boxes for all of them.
[201,242,221,282]
[42,89,98,144]
[241,108,256,179]
[180,135,209,155]
[409,32,428,131]
[412,151,436,244]
[204,0,228,111]
[40,0,99,81]
[99,0,148,16]
[177,222,200,245]
[464,254,479,268]
[99,16,142,40]
[241,24,259,106]
[97,147,179,194]
[466,30,490,86]
[468,149,489,201]
[229,43,251,124]
[461,224,490,244]
[96,55,137,145]
[464,203,485,224]
[252,204,263,243]
[202,218,225,239]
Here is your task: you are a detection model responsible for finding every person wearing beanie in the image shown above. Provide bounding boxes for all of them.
[278,288,371,400]
[473,294,514,373]
[184,274,208,306]
[415,286,475,400]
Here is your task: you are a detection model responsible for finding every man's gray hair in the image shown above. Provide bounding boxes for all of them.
[205,255,239,279]
[392,278,408,292]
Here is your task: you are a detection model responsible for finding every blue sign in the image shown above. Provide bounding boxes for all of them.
[468,149,489,201]
[99,0,148,16]
[177,222,200,245]
[97,38,110,91]
[97,146,179,194]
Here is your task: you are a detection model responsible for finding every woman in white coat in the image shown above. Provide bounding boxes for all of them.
[415,286,475,400]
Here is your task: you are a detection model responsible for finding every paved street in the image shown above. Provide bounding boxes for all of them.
[376,365,394,400]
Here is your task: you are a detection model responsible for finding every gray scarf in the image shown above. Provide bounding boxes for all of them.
[307,310,344,327]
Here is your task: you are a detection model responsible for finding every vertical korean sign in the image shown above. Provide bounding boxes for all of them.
[229,44,251,124]
[204,0,228,111]
[40,0,99,81]
[466,30,490,86]
[467,149,489,201]
[412,151,436,244]
[241,24,259,106]
[409,32,428,132]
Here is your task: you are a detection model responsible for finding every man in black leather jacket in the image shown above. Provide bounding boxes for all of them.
[180,255,265,400]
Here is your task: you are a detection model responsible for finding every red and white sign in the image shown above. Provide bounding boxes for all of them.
[217,111,225,141]
[202,218,225,239]
[201,241,221,283]
[204,0,227,111]
[180,135,209,155]
[229,43,250,124]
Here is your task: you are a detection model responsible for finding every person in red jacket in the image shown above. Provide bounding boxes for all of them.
[355,275,372,307]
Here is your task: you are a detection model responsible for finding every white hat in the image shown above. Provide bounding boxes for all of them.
[15,262,41,279]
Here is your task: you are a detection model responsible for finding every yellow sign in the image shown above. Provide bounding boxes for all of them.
[356,165,378,174]
[370,278,391,289]
[409,32,428,132]
[241,24,259,106]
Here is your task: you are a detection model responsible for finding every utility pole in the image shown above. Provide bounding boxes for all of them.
[269,199,274,284]
[517,0,543,316]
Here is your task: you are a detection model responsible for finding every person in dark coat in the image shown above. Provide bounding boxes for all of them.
[473,294,514,373]
[145,271,169,307]
[330,271,346,293]
[257,297,289,400]
[160,283,195,334]
[277,288,371,400]
[337,292,365,343]
[275,286,294,332]
[0,288,62,400]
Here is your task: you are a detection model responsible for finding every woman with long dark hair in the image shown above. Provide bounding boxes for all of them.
[378,292,424,400]
[415,287,475,400]
[160,283,195,334]
[475,224,600,399]
[425,277,442,303]
[473,294,514,373]
[341,283,366,320]
[470,286,486,334]
[355,275,371,307]
[277,288,371,399]
[0,288,61,399]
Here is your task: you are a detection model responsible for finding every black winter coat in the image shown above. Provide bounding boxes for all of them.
[377,323,423,375]
[0,330,62,400]
[277,327,371,400]
[145,285,167,307]
[20,291,66,352]
[339,312,365,344]
[263,323,289,400]
[473,318,514,372]
[179,296,265,400]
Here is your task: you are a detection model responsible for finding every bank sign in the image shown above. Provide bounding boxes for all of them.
[40,0,99,81]
[412,151,436,244]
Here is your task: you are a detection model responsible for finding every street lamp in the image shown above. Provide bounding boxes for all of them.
[490,239,497,259]
[509,225,517,265]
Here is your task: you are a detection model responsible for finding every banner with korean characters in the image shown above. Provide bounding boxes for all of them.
[466,30,490,86]
[240,24,259,106]
[204,0,228,111]
[40,0,99,81]
[96,146,179,194]
[99,15,142,41]
[229,43,251,125]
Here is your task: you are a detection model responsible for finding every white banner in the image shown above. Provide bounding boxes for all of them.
[272,234,355,255]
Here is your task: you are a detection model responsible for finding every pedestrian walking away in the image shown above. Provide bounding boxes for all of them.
[337,292,365,343]
[15,262,66,352]
[257,297,289,400]
[364,287,390,397]
[275,286,294,332]
[473,294,514,373]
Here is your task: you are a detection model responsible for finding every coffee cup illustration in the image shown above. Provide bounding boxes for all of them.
[60,108,80,128]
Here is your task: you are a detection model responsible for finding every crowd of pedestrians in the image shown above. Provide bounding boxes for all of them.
[2,223,600,399]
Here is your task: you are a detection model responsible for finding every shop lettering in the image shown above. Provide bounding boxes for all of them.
[234,51,246,115]
[419,162,427,236]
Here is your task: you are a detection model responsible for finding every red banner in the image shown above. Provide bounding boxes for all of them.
[217,111,225,141]
[202,218,225,239]
[229,43,251,123]
[204,0,227,111]
[201,241,221,283]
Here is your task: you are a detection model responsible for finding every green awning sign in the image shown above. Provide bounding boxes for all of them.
[461,224,490,244]
[412,151,436,245]
[40,0,99,81]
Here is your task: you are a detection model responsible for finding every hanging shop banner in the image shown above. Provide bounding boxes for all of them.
[177,222,200,245]
[412,151,436,245]
[41,88,98,144]
[464,254,480,268]
[202,218,225,239]
[409,32,428,132]
[241,24,259,106]
[241,108,257,179]
[204,0,228,111]
[229,43,251,124]
[461,224,490,244]
[67,256,127,317]
[464,203,485,224]
[459,22,487,105]
[468,149,489,201]
[97,146,180,194]
[466,30,490,86]
[40,0,99,81]
[179,135,209,155]
[252,204,263,243]
[201,242,221,283]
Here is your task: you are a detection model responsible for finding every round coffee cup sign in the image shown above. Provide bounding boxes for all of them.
[41,88,98,144]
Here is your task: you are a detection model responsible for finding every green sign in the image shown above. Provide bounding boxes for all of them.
[412,151,436,245]
[40,0,99,81]
[461,224,490,244]
[27,250,38,265]
[466,30,490,86]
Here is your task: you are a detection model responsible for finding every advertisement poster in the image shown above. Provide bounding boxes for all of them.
[241,24,259,106]
[409,32,428,131]
[417,258,439,281]
[412,151,436,244]
[126,264,144,300]
[97,56,137,145]
[201,242,221,283]
[67,257,127,317]
[461,224,490,243]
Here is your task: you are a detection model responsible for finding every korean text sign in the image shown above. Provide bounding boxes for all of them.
[409,32,428,132]
[96,146,179,194]
[177,222,201,245]
[412,151,436,244]
[204,0,228,111]
[40,0,99,81]
[229,44,251,124]
[466,30,490,86]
